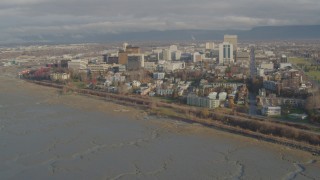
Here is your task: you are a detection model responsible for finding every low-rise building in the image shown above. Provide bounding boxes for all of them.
[132,80,141,87]
[105,72,126,84]
[144,62,156,71]
[68,59,88,72]
[210,82,243,89]
[279,63,292,69]
[153,72,165,80]
[260,62,274,70]
[112,65,126,72]
[187,93,220,109]
[236,51,249,67]
[261,106,281,116]
[50,73,70,81]
[164,61,185,72]
[87,64,110,72]
[263,80,279,92]
[257,96,306,108]
[156,88,174,96]
[218,92,227,101]
[257,68,265,77]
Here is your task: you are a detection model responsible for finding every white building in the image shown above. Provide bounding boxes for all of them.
[87,64,110,72]
[68,59,88,72]
[62,55,73,60]
[187,94,220,109]
[208,82,243,90]
[281,55,288,63]
[152,49,162,61]
[219,42,234,64]
[265,51,275,57]
[218,92,227,101]
[171,51,182,61]
[193,52,203,62]
[262,106,281,116]
[162,49,172,61]
[257,68,265,77]
[208,92,217,99]
[156,88,174,96]
[205,42,215,50]
[144,62,156,71]
[132,80,141,87]
[260,62,274,70]
[169,45,178,51]
[164,61,185,72]
[50,73,70,81]
[123,42,129,51]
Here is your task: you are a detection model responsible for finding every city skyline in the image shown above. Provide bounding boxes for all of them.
[0,0,320,43]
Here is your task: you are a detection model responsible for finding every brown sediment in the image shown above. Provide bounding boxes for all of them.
[1,69,318,159]
[19,79,320,155]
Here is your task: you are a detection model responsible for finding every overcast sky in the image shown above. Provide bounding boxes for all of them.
[1,0,320,43]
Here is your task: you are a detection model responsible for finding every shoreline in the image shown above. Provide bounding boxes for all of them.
[22,79,320,155]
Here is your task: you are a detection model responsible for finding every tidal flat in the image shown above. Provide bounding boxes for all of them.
[0,71,320,180]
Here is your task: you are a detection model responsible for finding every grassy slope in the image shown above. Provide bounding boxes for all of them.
[289,57,320,81]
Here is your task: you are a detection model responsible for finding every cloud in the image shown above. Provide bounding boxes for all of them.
[0,0,319,43]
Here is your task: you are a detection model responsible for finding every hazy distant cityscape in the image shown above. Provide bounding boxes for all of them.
[2,35,320,120]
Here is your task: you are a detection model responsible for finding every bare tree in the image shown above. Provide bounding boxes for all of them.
[305,92,320,111]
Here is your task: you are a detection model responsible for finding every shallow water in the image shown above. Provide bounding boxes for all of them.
[0,75,320,180]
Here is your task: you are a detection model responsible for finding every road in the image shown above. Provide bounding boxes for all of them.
[249,46,258,115]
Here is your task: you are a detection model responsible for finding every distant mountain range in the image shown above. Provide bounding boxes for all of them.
[18,25,320,44]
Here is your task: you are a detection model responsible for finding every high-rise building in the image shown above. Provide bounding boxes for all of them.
[281,54,288,63]
[126,45,140,54]
[224,35,238,51]
[118,44,141,65]
[123,42,128,51]
[127,54,145,70]
[219,42,234,64]
[205,42,215,50]
[162,49,172,61]
[152,49,162,61]
[192,52,203,62]
[118,51,128,65]
[171,51,181,61]
[103,52,119,64]
[169,45,178,52]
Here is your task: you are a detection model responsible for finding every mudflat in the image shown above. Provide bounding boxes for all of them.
[0,68,319,180]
